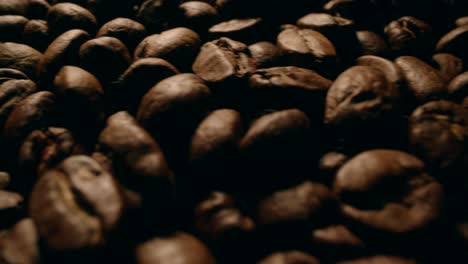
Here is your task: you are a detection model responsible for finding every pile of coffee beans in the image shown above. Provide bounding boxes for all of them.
[0,0,468,263]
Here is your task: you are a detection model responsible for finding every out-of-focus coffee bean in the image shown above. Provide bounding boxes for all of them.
[209,18,264,43]
[0,42,42,81]
[29,155,123,250]
[432,53,464,82]
[0,15,29,42]
[297,13,354,33]
[337,256,418,264]
[0,0,29,16]
[355,30,388,56]
[0,218,39,264]
[384,16,432,56]
[323,0,378,28]
[318,152,349,185]
[85,0,134,24]
[22,19,51,52]
[47,3,97,37]
[136,232,217,264]
[311,224,365,258]
[0,69,29,84]
[135,27,201,71]
[455,16,468,27]
[436,25,468,60]
[177,1,219,33]
[448,71,468,101]
[258,251,320,264]
[0,79,37,130]
[97,18,147,53]
[0,191,23,229]
[248,41,279,68]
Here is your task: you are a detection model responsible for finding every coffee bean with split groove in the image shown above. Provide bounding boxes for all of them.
[29,155,124,250]
[47,3,97,37]
[97,18,147,53]
[0,79,37,130]
[0,42,42,81]
[432,53,464,83]
[22,19,51,52]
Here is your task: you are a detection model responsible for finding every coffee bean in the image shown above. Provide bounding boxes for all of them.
[0,0,29,17]
[355,31,388,56]
[0,79,37,130]
[0,172,11,189]
[436,25,468,60]
[135,27,201,71]
[334,150,444,235]
[29,155,123,250]
[248,41,280,68]
[177,1,219,33]
[0,68,29,84]
[409,100,467,172]
[337,256,418,264]
[448,71,468,102]
[455,16,468,27]
[47,3,97,37]
[136,232,217,264]
[0,15,29,42]
[209,18,264,43]
[258,251,320,264]
[0,191,24,229]
[0,42,42,81]
[28,0,50,19]
[432,53,464,82]
[311,225,365,257]
[136,0,179,33]
[97,18,147,53]
[355,56,404,90]
[22,19,51,52]
[384,16,432,56]
[0,218,39,264]
[297,13,354,33]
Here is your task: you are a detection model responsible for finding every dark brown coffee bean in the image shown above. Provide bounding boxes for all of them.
[4,91,56,148]
[0,42,42,81]
[384,16,432,56]
[136,232,217,264]
[39,29,91,86]
[98,111,175,201]
[277,26,337,73]
[195,192,254,241]
[0,191,24,228]
[334,150,444,235]
[323,0,377,26]
[448,71,468,101]
[409,100,467,171]
[0,172,10,189]
[395,56,448,102]
[47,3,97,37]
[337,256,418,264]
[22,19,51,52]
[456,16,468,27]
[0,0,29,16]
[209,18,263,43]
[258,251,320,264]
[0,218,39,264]
[19,127,83,178]
[356,31,388,56]
[0,15,28,42]
[318,152,349,185]
[432,53,464,82]
[0,68,29,84]
[85,0,134,25]
[29,155,123,250]
[436,25,468,60]
[136,0,179,33]
[355,56,404,90]
[27,0,50,19]
[0,79,37,129]
[312,225,365,252]
[119,58,179,113]
[248,41,279,68]
[135,27,201,71]
[249,66,332,112]
[325,66,400,127]
[79,37,132,84]
[177,1,219,33]
[97,18,147,53]
[192,37,255,86]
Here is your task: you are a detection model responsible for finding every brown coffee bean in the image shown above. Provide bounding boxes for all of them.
[436,25,468,59]
[395,56,448,102]
[0,42,42,81]
[136,0,178,33]
[456,17,468,27]
[39,29,91,86]
[355,55,404,90]
[135,27,201,71]
[193,37,255,87]
[47,3,97,36]
[312,225,364,250]
[0,172,10,189]
[0,218,39,264]
[0,15,28,42]
[0,0,29,16]
[318,152,349,185]
[277,26,337,73]
[356,31,388,56]
[27,0,50,19]
[4,91,56,148]
[384,16,432,56]
[85,0,134,24]
[0,68,29,84]
[97,18,147,53]
[209,18,263,43]
[0,79,37,129]
[334,150,444,235]
[432,53,463,83]
[258,251,320,264]
[0,191,24,228]
[249,66,331,112]
[177,1,219,33]
[248,41,279,68]
[409,100,467,171]
[337,256,418,264]
[136,232,217,264]
[29,155,123,250]
[448,71,468,102]
[297,13,354,33]
[22,19,51,52]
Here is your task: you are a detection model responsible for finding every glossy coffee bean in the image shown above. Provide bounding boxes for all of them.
[0,79,37,129]
[47,3,97,37]
[0,42,42,81]
[258,251,320,264]
[29,155,123,250]
[0,218,39,264]
[97,18,147,53]
[0,0,30,17]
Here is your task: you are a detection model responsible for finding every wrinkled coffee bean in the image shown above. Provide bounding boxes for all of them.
[97,18,147,53]
[0,42,42,81]
[29,155,123,250]
[47,3,97,37]
[0,218,39,264]
[258,251,320,264]
[432,53,463,82]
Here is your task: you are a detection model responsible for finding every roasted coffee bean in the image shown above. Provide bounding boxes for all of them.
[337,256,418,264]
[97,18,147,53]
[136,232,217,264]
[4,91,56,149]
[136,0,179,33]
[432,53,464,82]
[436,25,468,60]
[135,27,201,71]
[311,224,365,258]
[39,29,91,86]
[297,13,354,34]
[209,18,264,43]
[323,0,378,27]
[29,155,123,250]
[0,42,42,81]
[318,152,349,185]
[409,100,467,172]
[0,15,29,42]
[177,1,219,33]
[384,16,432,56]
[395,56,448,103]
[47,3,97,37]
[249,66,331,113]
[0,79,37,129]
[448,71,468,101]
[0,68,29,84]
[0,172,10,189]
[27,0,50,19]
[355,56,404,90]
[334,150,444,236]
[85,0,134,24]
[0,0,30,16]
[355,30,388,56]
[0,191,24,229]
[277,26,337,74]
[119,58,179,113]
[455,16,468,27]
[22,19,51,52]
[248,41,279,68]
[258,251,320,264]
[0,218,39,264]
